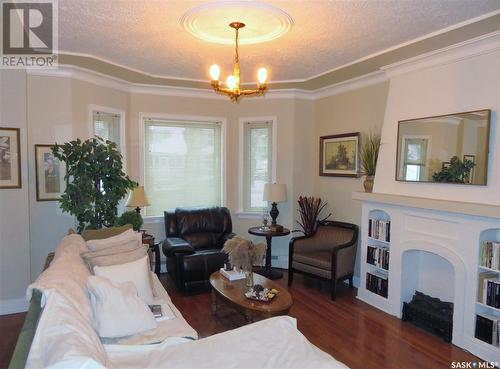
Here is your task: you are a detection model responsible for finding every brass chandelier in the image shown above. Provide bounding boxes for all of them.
[209,22,268,102]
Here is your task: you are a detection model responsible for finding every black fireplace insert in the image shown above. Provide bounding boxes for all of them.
[402,291,453,342]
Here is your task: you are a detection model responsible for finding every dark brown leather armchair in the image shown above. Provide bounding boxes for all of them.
[162,207,235,292]
[288,220,359,300]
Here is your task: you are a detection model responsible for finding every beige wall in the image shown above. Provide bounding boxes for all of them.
[26,77,131,278]
[0,70,391,311]
[314,82,390,280]
[315,82,390,224]
[0,70,31,313]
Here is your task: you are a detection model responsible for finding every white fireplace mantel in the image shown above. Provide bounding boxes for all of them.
[353,191,500,363]
[352,192,500,220]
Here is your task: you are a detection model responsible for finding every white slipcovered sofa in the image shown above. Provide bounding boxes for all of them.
[14,233,348,369]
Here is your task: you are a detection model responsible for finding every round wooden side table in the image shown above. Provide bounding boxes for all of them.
[248,226,290,280]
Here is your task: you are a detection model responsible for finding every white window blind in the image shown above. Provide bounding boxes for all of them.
[93,111,121,150]
[243,120,273,212]
[403,137,429,181]
[144,118,223,216]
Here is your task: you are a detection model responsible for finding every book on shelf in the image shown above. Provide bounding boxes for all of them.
[220,268,246,281]
[475,313,500,346]
[478,272,498,303]
[480,241,500,270]
[368,218,391,242]
[367,244,390,270]
[481,278,500,309]
[366,271,388,298]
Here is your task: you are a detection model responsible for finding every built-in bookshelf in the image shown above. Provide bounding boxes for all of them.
[474,229,500,351]
[365,210,391,299]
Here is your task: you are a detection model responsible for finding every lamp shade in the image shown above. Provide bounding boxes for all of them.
[263,183,287,203]
[125,186,150,208]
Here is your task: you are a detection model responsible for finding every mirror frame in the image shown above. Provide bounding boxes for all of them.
[395,109,491,185]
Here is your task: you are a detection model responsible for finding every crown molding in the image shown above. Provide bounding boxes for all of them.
[26,30,499,102]
[313,71,388,100]
[382,31,500,77]
[27,64,316,100]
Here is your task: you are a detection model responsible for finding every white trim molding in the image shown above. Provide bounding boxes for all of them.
[382,31,500,77]
[0,298,29,315]
[25,30,500,102]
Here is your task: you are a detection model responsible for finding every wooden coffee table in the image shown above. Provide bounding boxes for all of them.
[209,271,293,322]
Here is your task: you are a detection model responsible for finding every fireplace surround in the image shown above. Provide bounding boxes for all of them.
[353,191,500,364]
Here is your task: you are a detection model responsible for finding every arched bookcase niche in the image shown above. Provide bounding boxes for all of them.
[365,209,391,298]
[474,228,500,354]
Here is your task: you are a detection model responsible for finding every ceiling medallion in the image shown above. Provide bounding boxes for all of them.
[180,1,294,45]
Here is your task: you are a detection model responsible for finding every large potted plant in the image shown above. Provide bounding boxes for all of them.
[52,137,137,232]
[360,130,381,193]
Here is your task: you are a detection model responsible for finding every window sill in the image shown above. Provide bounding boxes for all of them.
[235,211,264,220]
[143,216,164,224]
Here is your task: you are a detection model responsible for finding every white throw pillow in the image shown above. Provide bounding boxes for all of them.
[86,229,141,251]
[93,255,155,304]
[87,276,157,338]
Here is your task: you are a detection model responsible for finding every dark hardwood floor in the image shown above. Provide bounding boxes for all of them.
[1,271,480,369]
[0,312,26,369]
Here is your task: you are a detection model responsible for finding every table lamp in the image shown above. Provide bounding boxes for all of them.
[125,186,150,213]
[263,183,287,229]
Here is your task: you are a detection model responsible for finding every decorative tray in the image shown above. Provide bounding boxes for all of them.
[244,286,279,302]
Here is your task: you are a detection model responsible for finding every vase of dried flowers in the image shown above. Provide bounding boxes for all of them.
[222,236,266,290]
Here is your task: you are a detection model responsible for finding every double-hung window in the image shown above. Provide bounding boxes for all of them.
[92,111,122,149]
[143,118,223,216]
[242,119,274,213]
[402,136,429,181]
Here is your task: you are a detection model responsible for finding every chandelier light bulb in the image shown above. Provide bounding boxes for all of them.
[209,64,220,81]
[226,75,237,90]
[257,68,268,84]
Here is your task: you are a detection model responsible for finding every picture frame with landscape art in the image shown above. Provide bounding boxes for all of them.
[320,132,360,177]
[0,127,21,189]
[35,145,66,201]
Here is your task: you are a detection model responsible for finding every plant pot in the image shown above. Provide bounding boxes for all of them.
[363,175,374,193]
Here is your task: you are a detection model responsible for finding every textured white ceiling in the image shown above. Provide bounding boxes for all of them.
[58,0,500,83]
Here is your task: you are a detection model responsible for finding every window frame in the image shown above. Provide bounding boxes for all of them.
[237,116,277,218]
[139,113,227,222]
[88,104,126,170]
[399,134,432,182]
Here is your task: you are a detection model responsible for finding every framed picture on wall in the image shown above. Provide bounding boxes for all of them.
[319,132,360,177]
[0,127,21,189]
[35,145,66,201]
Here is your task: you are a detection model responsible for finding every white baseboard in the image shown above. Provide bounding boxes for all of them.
[0,298,29,315]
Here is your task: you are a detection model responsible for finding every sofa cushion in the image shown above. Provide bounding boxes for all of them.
[94,255,155,304]
[81,224,133,241]
[86,228,141,251]
[87,276,157,338]
[82,241,147,270]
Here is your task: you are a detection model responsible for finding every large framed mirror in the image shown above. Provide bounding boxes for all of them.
[396,109,490,185]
